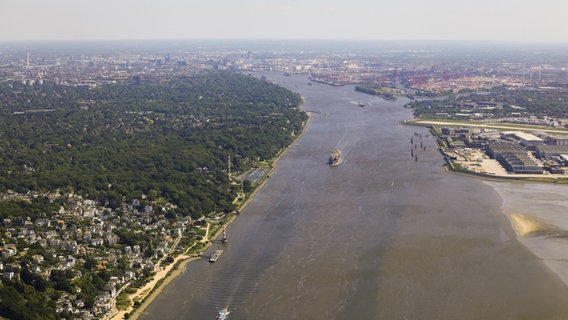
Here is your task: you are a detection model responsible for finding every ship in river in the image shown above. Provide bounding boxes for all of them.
[209,247,223,263]
[328,149,342,166]
[216,307,230,320]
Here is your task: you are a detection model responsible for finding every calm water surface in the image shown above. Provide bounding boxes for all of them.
[141,74,568,320]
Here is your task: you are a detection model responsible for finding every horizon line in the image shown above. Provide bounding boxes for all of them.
[1,38,567,45]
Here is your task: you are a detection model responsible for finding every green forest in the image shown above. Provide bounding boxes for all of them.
[0,71,306,218]
[354,84,398,100]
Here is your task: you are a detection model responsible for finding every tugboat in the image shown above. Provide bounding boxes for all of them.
[216,307,230,320]
[328,149,342,166]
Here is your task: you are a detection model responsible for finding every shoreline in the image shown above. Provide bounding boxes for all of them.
[113,110,313,320]
[408,117,568,291]
[402,120,568,185]
[487,182,568,292]
[442,163,568,184]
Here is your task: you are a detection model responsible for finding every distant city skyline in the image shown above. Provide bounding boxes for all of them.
[1,0,567,43]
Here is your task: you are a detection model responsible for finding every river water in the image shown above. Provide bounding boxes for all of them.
[140,74,568,320]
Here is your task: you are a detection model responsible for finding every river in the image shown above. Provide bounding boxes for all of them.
[140,73,568,320]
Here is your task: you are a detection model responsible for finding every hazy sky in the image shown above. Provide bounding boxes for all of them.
[1,0,567,42]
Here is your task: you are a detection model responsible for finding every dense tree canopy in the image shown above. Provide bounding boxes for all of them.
[0,71,306,218]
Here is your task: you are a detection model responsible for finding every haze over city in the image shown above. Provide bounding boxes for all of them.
[1,0,567,43]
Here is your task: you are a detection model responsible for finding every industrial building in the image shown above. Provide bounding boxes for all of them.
[485,141,526,158]
[486,141,543,174]
[504,132,544,148]
[543,135,568,146]
[535,145,568,163]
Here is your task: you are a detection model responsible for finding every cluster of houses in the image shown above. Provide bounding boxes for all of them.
[0,191,193,319]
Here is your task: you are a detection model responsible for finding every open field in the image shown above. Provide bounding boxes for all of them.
[405,119,568,135]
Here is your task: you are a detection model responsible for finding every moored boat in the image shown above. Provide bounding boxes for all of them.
[209,247,223,263]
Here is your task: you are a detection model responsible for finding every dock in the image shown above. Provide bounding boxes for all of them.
[209,247,224,263]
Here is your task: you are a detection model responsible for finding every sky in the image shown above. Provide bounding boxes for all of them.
[1,0,567,43]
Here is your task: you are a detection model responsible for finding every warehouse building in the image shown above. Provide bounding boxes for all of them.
[486,141,543,174]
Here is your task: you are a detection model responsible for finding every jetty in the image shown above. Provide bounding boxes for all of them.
[209,247,224,263]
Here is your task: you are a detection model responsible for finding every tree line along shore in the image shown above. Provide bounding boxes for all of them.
[0,71,308,319]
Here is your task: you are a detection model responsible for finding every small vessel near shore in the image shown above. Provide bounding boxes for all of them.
[328,148,342,166]
[216,307,230,320]
[209,247,223,263]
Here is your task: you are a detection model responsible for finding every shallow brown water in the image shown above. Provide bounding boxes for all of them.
[141,74,568,320]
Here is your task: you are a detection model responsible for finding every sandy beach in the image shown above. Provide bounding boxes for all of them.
[109,112,312,320]
[111,254,197,320]
[508,213,568,290]
[488,181,568,292]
